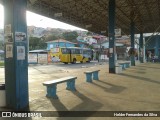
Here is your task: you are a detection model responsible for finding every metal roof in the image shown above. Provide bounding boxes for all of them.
[46,39,77,44]
[1,0,160,35]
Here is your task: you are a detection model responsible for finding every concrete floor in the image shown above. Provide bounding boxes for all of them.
[0,62,160,120]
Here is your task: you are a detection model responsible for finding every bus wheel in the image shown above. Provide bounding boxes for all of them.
[72,58,76,64]
[64,62,68,64]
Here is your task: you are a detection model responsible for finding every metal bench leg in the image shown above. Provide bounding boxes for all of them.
[66,79,76,91]
[93,71,99,80]
[85,73,92,82]
[46,85,58,99]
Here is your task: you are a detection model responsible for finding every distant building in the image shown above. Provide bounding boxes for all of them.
[93,40,127,60]
[46,39,77,50]
[83,36,97,45]
[92,35,107,44]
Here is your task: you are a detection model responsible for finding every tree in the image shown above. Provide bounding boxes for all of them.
[86,31,93,36]
[29,37,46,50]
[44,34,59,42]
[62,31,78,43]
[0,41,4,50]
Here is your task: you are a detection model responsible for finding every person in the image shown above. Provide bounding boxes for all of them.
[91,50,94,60]
[146,51,149,62]
[96,51,99,62]
[148,52,152,62]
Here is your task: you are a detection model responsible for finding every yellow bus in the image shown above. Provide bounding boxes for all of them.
[50,47,93,64]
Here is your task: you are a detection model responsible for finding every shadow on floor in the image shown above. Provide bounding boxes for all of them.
[92,80,126,94]
[127,66,147,71]
[132,71,146,74]
[49,90,102,119]
[137,65,160,70]
[126,69,146,74]
[119,73,160,84]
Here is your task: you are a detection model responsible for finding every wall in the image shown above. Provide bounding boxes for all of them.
[145,35,160,56]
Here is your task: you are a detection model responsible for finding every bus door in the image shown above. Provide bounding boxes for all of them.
[68,49,72,63]
[75,49,82,62]
[61,48,70,63]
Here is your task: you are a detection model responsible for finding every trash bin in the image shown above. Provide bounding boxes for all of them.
[0,84,6,107]
[115,65,122,74]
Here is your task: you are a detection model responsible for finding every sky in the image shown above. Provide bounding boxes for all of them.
[0,4,87,31]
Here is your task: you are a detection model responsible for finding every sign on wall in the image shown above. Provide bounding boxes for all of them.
[38,54,48,64]
[28,53,37,63]
[115,28,121,37]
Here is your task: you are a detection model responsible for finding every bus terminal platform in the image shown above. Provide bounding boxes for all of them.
[0,62,160,120]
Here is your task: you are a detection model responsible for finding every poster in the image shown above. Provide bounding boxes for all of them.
[5,34,13,42]
[4,24,13,43]
[17,46,25,60]
[4,24,11,34]
[109,48,113,53]
[15,32,26,41]
[6,44,13,58]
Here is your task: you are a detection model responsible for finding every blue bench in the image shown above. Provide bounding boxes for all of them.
[118,62,130,70]
[43,76,77,99]
[84,70,100,82]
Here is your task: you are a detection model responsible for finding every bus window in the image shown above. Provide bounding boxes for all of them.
[75,49,81,54]
[61,48,70,54]
[80,49,83,54]
[71,49,75,54]
[83,49,92,58]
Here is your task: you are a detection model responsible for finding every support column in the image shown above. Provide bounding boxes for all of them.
[143,38,146,62]
[130,21,135,66]
[108,0,116,73]
[139,32,144,63]
[155,36,159,56]
[4,0,28,110]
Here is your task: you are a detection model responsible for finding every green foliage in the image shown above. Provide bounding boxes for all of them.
[88,45,94,49]
[0,61,4,66]
[44,34,59,42]
[86,31,93,36]
[29,37,46,50]
[0,41,4,50]
[62,31,78,43]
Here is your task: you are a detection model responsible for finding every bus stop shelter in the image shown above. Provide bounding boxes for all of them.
[0,0,160,110]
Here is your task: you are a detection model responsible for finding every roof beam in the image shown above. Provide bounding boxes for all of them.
[158,0,160,21]
[143,0,156,31]
[93,0,130,34]
[127,0,146,32]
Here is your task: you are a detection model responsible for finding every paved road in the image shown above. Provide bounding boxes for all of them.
[0,61,106,83]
